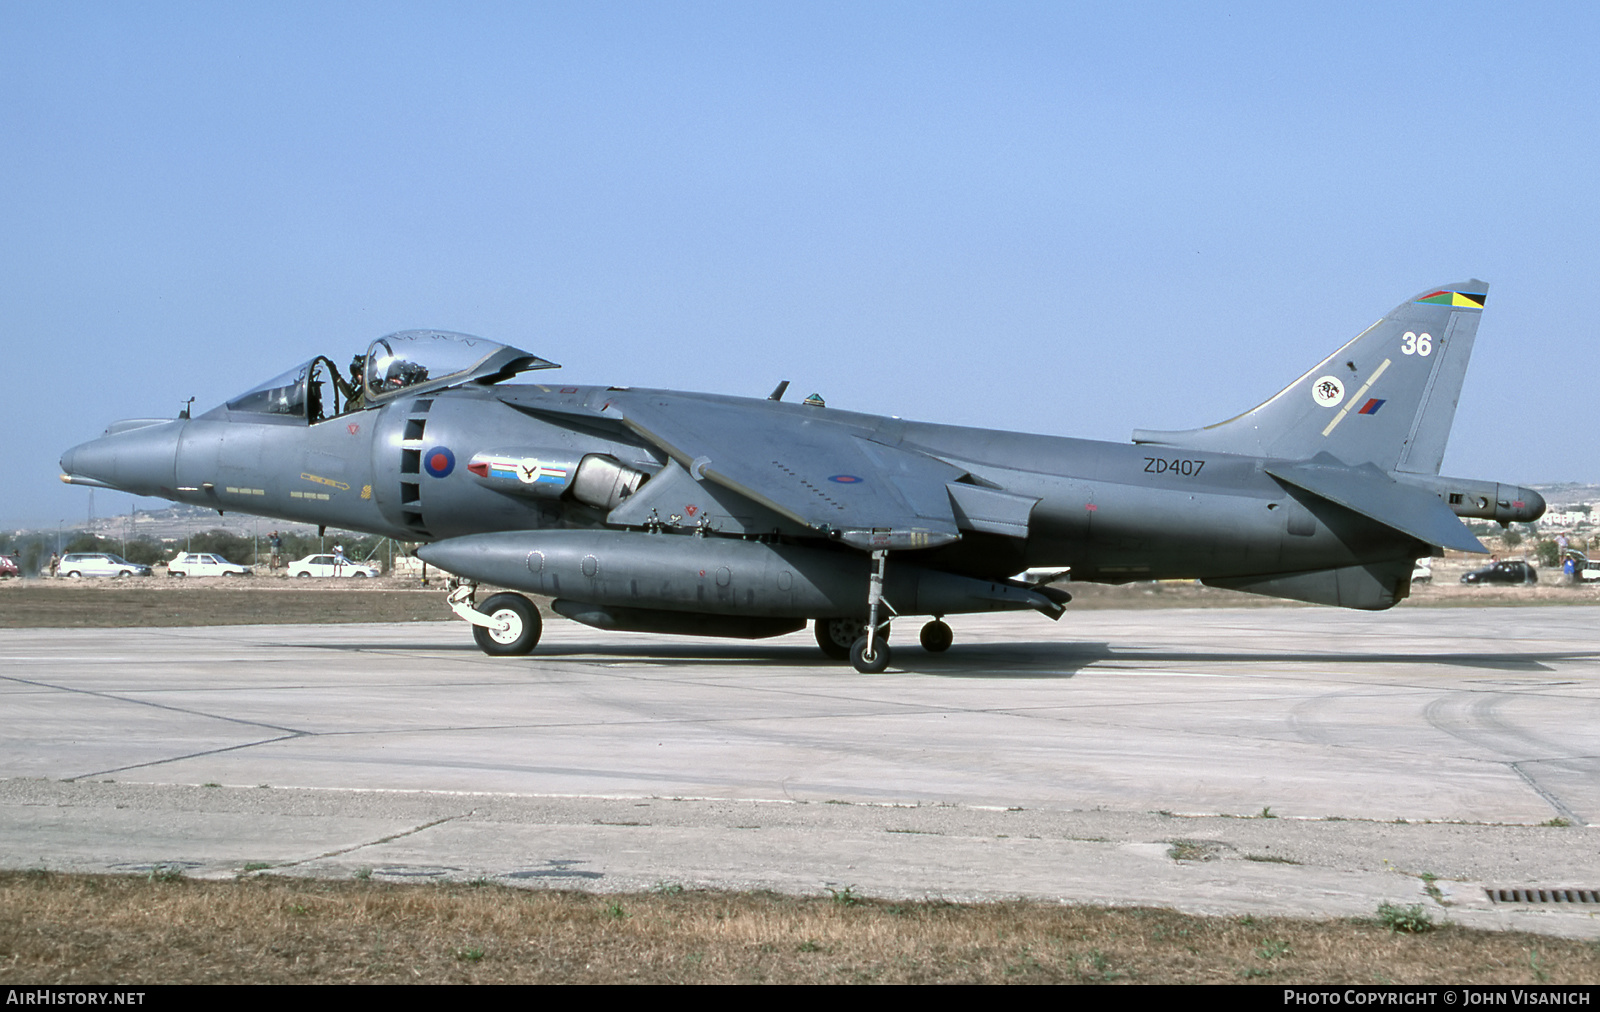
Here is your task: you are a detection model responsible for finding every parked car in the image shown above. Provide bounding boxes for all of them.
[58,552,153,578]
[167,552,252,577]
[1410,559,1433,584]
[0,555,18,578]
[287,553,380,578]
[1460,560,1537,585]
[1562,550,1600,583]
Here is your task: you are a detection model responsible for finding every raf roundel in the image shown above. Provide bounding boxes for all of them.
[829,474,863,484]
[424,446,456,478]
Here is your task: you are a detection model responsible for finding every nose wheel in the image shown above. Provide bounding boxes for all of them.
[447,582,543,656]
[471,593,542,656]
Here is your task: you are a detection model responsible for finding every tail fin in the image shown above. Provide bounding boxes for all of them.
[1133,280,1488,474]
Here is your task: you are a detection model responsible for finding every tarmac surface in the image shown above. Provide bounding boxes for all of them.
[3,605,1598,937]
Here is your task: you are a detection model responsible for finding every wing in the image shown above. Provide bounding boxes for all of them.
[614,393,969,550]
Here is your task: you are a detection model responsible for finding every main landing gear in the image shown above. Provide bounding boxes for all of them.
[814,617,884,660]
[817,617,953,667]
[811,550,959,672]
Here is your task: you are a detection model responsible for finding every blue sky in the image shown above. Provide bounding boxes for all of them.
[5,2,1596,529]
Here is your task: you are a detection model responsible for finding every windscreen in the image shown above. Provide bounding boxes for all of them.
[225,362,310,417]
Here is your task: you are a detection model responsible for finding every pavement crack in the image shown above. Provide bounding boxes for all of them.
[0,673,305,735]
[1507,761,1586,827]
[279,815,465,868]
[67,733,309,781]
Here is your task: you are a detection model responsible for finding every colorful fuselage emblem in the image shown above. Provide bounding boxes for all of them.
[424,447,456,478]
[829,474,863,483]
[1358,398,1386,415]
[466,453,569,486]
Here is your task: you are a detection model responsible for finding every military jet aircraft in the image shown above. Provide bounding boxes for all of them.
[60,280,1544,671]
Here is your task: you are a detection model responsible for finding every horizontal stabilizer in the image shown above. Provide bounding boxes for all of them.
[1265,458,1486,554]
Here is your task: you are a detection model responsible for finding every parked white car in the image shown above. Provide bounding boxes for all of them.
[58,553,153,578]
[287,553,380,578]
[167,552,252,578]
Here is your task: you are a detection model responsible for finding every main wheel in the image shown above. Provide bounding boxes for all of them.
[472,593,542,656]
[850,636,891,674]
[814,618,860,660]
[815,618,889,660]
[919,620,953,653]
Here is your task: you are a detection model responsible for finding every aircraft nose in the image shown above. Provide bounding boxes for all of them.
[60,419,184,497]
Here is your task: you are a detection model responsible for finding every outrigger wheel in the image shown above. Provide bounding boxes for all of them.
[850,636,891,674]
[919,619,953,653]
[471,592,542,656]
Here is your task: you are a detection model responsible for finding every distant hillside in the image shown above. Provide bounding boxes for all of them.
[22,503,332,542]
[1529,483,1600,509]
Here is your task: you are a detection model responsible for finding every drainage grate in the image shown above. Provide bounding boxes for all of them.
[1486,887,1599,904]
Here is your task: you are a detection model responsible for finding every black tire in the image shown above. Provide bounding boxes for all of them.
[814,618,857,660]
[352,572,368,578]
[66,571,81,579]
[816,618,889,660]
[850,636,891,674]
[115,570,130,578]
[472,593,542,656]
[296,571,311,578]
[919,620,953,653]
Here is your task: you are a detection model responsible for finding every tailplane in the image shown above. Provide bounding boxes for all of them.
[1133,280,1488,473]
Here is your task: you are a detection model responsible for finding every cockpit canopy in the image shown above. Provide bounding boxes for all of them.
[215,331,557,423]
[359,330,556,403]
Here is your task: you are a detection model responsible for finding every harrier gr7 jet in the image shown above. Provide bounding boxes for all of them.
[61,281,1543,671]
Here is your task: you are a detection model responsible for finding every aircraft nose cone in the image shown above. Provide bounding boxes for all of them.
[60,420,183,496]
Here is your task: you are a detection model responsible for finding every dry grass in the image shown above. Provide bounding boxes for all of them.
[2,872,1596,984]
[0,583,447,628]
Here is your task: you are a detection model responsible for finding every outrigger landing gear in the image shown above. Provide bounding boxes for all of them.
[849,549,896,674]
[919,618,953,653]
[447,581,542,656]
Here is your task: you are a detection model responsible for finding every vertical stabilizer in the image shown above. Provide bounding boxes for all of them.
[1132,281,1488,473]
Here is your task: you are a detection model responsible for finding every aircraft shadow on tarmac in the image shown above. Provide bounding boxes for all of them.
[306,639,1600,678]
